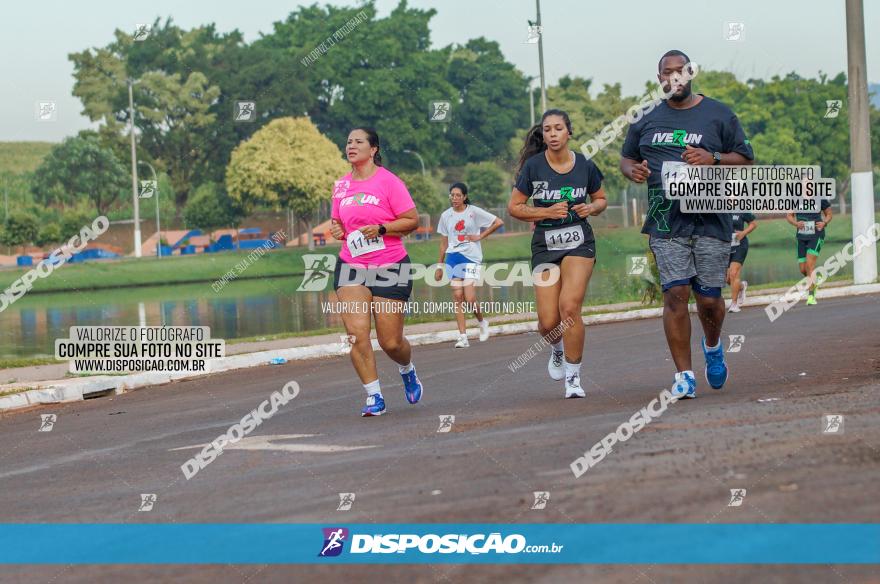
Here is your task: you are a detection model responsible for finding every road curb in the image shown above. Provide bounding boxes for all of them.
[2,282,878,412]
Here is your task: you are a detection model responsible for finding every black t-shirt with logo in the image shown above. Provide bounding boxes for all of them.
[514,151,604,242]
[731,212,755,243]
[622,95,754,242]
[795,198,831,240]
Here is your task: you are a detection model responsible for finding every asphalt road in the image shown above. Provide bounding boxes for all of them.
[1,294,879,583]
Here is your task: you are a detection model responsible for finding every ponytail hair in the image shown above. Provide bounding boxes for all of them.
[517,124,545,175]
[351,126,383,166]
[516,109,573,174]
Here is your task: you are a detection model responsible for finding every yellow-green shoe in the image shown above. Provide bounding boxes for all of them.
[806,294,817,306]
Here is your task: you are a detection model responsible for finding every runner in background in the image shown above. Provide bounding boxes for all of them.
[727,213,757,313]
[509,109,607,398]
[435,182,504,348]
[329,127,424,417]
[786,197,832,305]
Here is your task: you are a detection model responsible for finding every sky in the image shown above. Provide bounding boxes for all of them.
[2,0,878,142]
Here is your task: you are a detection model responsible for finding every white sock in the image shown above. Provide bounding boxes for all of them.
[398,362,414,374]
[677,370,695,380]
[564,360,581,379]
[363,379,381,396]
[705,339,721,351]
[551,340,563,353]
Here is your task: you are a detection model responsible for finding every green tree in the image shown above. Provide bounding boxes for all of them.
[70,22,226,208]
[137,70,221,207]
[445,38,529,165]
[35,223,63,248]
[0,213,39,252]
[226,117,347,249]
[31,133,129,214]
[398,172,445,218]
[260,2,458,169]
[462,161,508,207]
[184,182,244,231]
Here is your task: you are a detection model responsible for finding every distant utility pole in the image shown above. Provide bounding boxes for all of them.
[845,0,877,283]
[138,161,160,258]
[536,0,547,113]
[528,79,536,126]
[128,79,142,258]
[403,149,426,176]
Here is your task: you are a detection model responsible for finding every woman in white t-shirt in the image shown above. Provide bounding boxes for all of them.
[434,182,504,348]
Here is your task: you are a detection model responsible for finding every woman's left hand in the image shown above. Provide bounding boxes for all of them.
[359,224,381,239]
[571,203,593,218]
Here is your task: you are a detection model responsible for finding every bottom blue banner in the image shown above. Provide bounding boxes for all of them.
[0,524,877,564]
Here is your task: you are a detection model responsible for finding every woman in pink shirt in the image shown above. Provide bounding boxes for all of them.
[329,127,425,417]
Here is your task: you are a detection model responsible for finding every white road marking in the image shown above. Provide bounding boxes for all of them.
[169,434,377,453]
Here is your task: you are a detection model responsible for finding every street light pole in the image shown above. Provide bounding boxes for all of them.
[536,0,547,113]
[128,79,142,258]
[403,149,426,176]
[528,79,536,126]
[138,161,160,258]
[845,0,877,284]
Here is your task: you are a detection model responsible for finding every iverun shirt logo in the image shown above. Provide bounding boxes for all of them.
[651,129,703,147]
[340,193,380,207]
[532,182,587,202]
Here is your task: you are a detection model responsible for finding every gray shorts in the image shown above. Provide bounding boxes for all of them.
[649,235,729,293]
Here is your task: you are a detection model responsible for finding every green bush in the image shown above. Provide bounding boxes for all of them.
[35,223,63,247]
[0,212,39,250]
[184,182,244,231]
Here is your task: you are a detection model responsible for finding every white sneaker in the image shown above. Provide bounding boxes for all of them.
[728,303,741,313]
[478,319,490,342]
[737,281,748,305]
[548,349,564,380]
[454,334,470,348]
[564,372,585,398]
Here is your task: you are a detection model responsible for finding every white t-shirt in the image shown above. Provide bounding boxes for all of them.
[437,205,498,263]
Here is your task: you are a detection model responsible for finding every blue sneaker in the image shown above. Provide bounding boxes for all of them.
[361,393,386,417]
[401,366,423,404]
[703,337,729,389]
[671,370,696,399]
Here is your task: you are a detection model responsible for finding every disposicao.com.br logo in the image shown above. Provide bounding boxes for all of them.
[318,527,563,557]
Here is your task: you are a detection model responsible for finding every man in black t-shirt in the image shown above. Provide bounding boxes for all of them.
[786,197,832,305]
[621,49,754,400]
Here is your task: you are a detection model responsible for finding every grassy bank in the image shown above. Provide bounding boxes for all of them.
[0,142,54,174]
[1,215,871,295]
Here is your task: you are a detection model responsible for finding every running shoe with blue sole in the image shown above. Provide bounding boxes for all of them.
[671,370,696,399]
[703,337,729,389]
[401,367,423,404]
[361,393,386,417]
